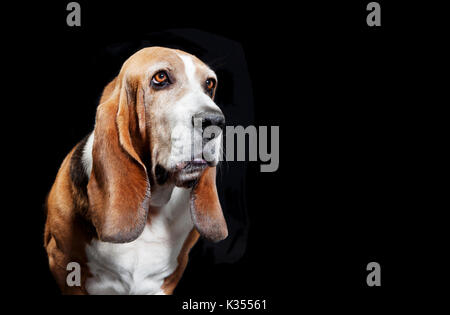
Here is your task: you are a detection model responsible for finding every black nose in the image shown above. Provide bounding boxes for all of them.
[192,111,225,131]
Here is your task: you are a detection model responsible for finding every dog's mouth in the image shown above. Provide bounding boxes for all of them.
[172,159,208,188]
[176,158,208,171]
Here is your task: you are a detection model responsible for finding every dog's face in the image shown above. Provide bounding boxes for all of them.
[88,47,228,243]
[121,47,224,188]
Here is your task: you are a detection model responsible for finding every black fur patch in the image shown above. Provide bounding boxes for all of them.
[70,134,90,196]
[155,164,169,185]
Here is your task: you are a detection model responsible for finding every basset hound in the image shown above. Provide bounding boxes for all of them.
[44,47,228,295]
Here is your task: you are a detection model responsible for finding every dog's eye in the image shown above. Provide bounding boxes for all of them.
[205,78,216,90]
[152,71,170,87]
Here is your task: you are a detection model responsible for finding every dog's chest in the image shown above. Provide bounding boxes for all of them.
[85,188,193,295]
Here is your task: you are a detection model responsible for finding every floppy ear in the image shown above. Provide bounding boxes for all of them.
[87,77,150,243]
[190,167,228,242]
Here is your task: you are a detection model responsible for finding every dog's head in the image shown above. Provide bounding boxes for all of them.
[86,47,227,243]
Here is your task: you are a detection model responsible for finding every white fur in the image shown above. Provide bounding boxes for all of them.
[82,132,94,179]
[85,186,194,295]
[178,54,197,85]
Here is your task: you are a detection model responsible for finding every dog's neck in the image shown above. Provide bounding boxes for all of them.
[149,183,176,207]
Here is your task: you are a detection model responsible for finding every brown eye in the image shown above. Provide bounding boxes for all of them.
[152,71,169,86]
[206,78,216,90]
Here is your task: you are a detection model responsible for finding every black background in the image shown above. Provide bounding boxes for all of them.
[5,0,447,310]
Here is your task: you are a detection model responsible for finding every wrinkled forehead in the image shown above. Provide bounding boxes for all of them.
[123,47,216,81]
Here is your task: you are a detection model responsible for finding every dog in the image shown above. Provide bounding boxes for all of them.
[44,47,228,294]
